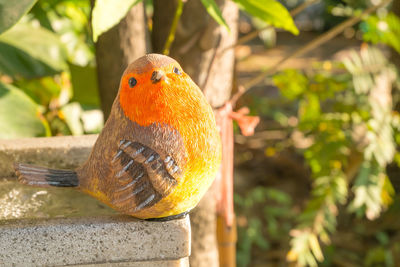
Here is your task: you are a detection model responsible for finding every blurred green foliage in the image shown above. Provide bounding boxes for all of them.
[199,0,299,34]
[273,46,399,266]
[361,12,400,53]
[235,187,294,266]
[232,0,299,35]
[0,0,38,34]
[0,0,102,138]
[236,1,400,266]
[0,82,50,138]
[0,23,68,78]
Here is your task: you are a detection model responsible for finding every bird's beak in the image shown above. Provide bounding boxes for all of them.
[151,70,165,84]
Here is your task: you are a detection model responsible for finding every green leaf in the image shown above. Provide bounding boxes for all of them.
[199,0,229,31]
[0,82,50,139]
[299,94,321,123]
[92,0,142,42]
[69,63,100,107]
[30,1,94,66]
[14,76,63,106]
[362,13,400,54]
[349,161,386,220]
[0,0,38,34]
[308,233,324,262]
[273,69,307,100]
[0,23,68,79]
[231,0,299,35]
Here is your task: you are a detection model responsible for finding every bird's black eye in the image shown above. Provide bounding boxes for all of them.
[173,67,181,75]
[128,77,137,88]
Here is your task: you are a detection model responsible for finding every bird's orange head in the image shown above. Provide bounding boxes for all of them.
[119,54,200,128]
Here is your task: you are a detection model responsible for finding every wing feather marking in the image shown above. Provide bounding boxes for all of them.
[110,139,183,213]
[116,159,134,178]
[115,172,144,192]
[134,194,155,211]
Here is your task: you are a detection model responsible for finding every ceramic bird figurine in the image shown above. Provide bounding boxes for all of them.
[14,54,221,220]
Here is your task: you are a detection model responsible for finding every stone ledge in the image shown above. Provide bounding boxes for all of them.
[78,259,189,266]
[0,135,98,178]
[0,136,191,266]
[0,215,191,266]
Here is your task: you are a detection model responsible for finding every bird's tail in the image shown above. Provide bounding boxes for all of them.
[14,163,79,187]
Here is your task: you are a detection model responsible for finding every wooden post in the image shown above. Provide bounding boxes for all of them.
[217,215,237,267]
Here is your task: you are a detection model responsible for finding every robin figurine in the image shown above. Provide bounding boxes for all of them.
[15,54,221,220]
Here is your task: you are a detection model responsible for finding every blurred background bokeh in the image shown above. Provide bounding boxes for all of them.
[1,0,400,266]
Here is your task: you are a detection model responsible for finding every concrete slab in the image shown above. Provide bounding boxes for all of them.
[0,215,191,266]
[0,135,111,220]
[78,259,189,267]
[0,136,191,266]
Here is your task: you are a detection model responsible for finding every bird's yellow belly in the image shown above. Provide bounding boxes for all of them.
[132,162,217,219]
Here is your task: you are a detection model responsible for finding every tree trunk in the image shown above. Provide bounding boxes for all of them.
[152,0,237,108]
[392,0,400,68]
[95,2,150,119]
[389,0,400,191]
[152,1,238,266]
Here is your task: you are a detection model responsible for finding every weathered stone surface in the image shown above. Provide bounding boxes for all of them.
[0,215,190,266]
[78,258,189,267]
[0,135,98,178]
